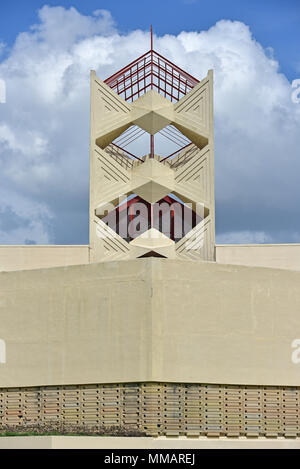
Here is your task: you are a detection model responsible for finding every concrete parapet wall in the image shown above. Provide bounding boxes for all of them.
[0,245,90,272]
[1,244,300,273]
[216,244,300,271]
[0,259,300,388]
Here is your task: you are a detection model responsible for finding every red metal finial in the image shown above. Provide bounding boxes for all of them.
[150,25,154,157]
[150,25,154,91]
[151,25,153,51]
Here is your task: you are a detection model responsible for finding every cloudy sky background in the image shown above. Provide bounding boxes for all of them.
[0,2,299,244]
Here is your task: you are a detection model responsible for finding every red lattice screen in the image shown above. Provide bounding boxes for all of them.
[104,49,199,103]
[103,30,199,160]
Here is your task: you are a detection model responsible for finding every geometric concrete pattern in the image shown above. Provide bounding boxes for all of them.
[89,70,215,263]
[0,382,299,438]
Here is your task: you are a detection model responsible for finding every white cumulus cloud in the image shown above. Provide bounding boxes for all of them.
[0,6,299,244]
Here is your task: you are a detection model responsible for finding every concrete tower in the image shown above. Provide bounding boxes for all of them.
[89,35,215,263]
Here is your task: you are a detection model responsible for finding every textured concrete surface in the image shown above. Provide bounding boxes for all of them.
[0,245,89,272]
[0,258,300,388]
[2,244,300,272]
[216,244,300,272]
[0,436,299,449]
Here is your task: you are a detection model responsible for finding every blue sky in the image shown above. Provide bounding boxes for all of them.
[0,2,299,245]
[1,0,299,80]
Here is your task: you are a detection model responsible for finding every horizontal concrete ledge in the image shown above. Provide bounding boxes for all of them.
[216,243,300,247]
[0,245,89,248]
[216,243,300,272]
[0,436,299,449]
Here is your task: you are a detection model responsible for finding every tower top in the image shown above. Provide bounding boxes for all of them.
[89,31,215,262]
[104,26,199,104]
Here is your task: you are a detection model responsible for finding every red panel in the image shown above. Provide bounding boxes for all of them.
[102,195,200,242]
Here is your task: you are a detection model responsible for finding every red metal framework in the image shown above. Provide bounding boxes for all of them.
[104,49,199,103]
[104,27,199,161]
